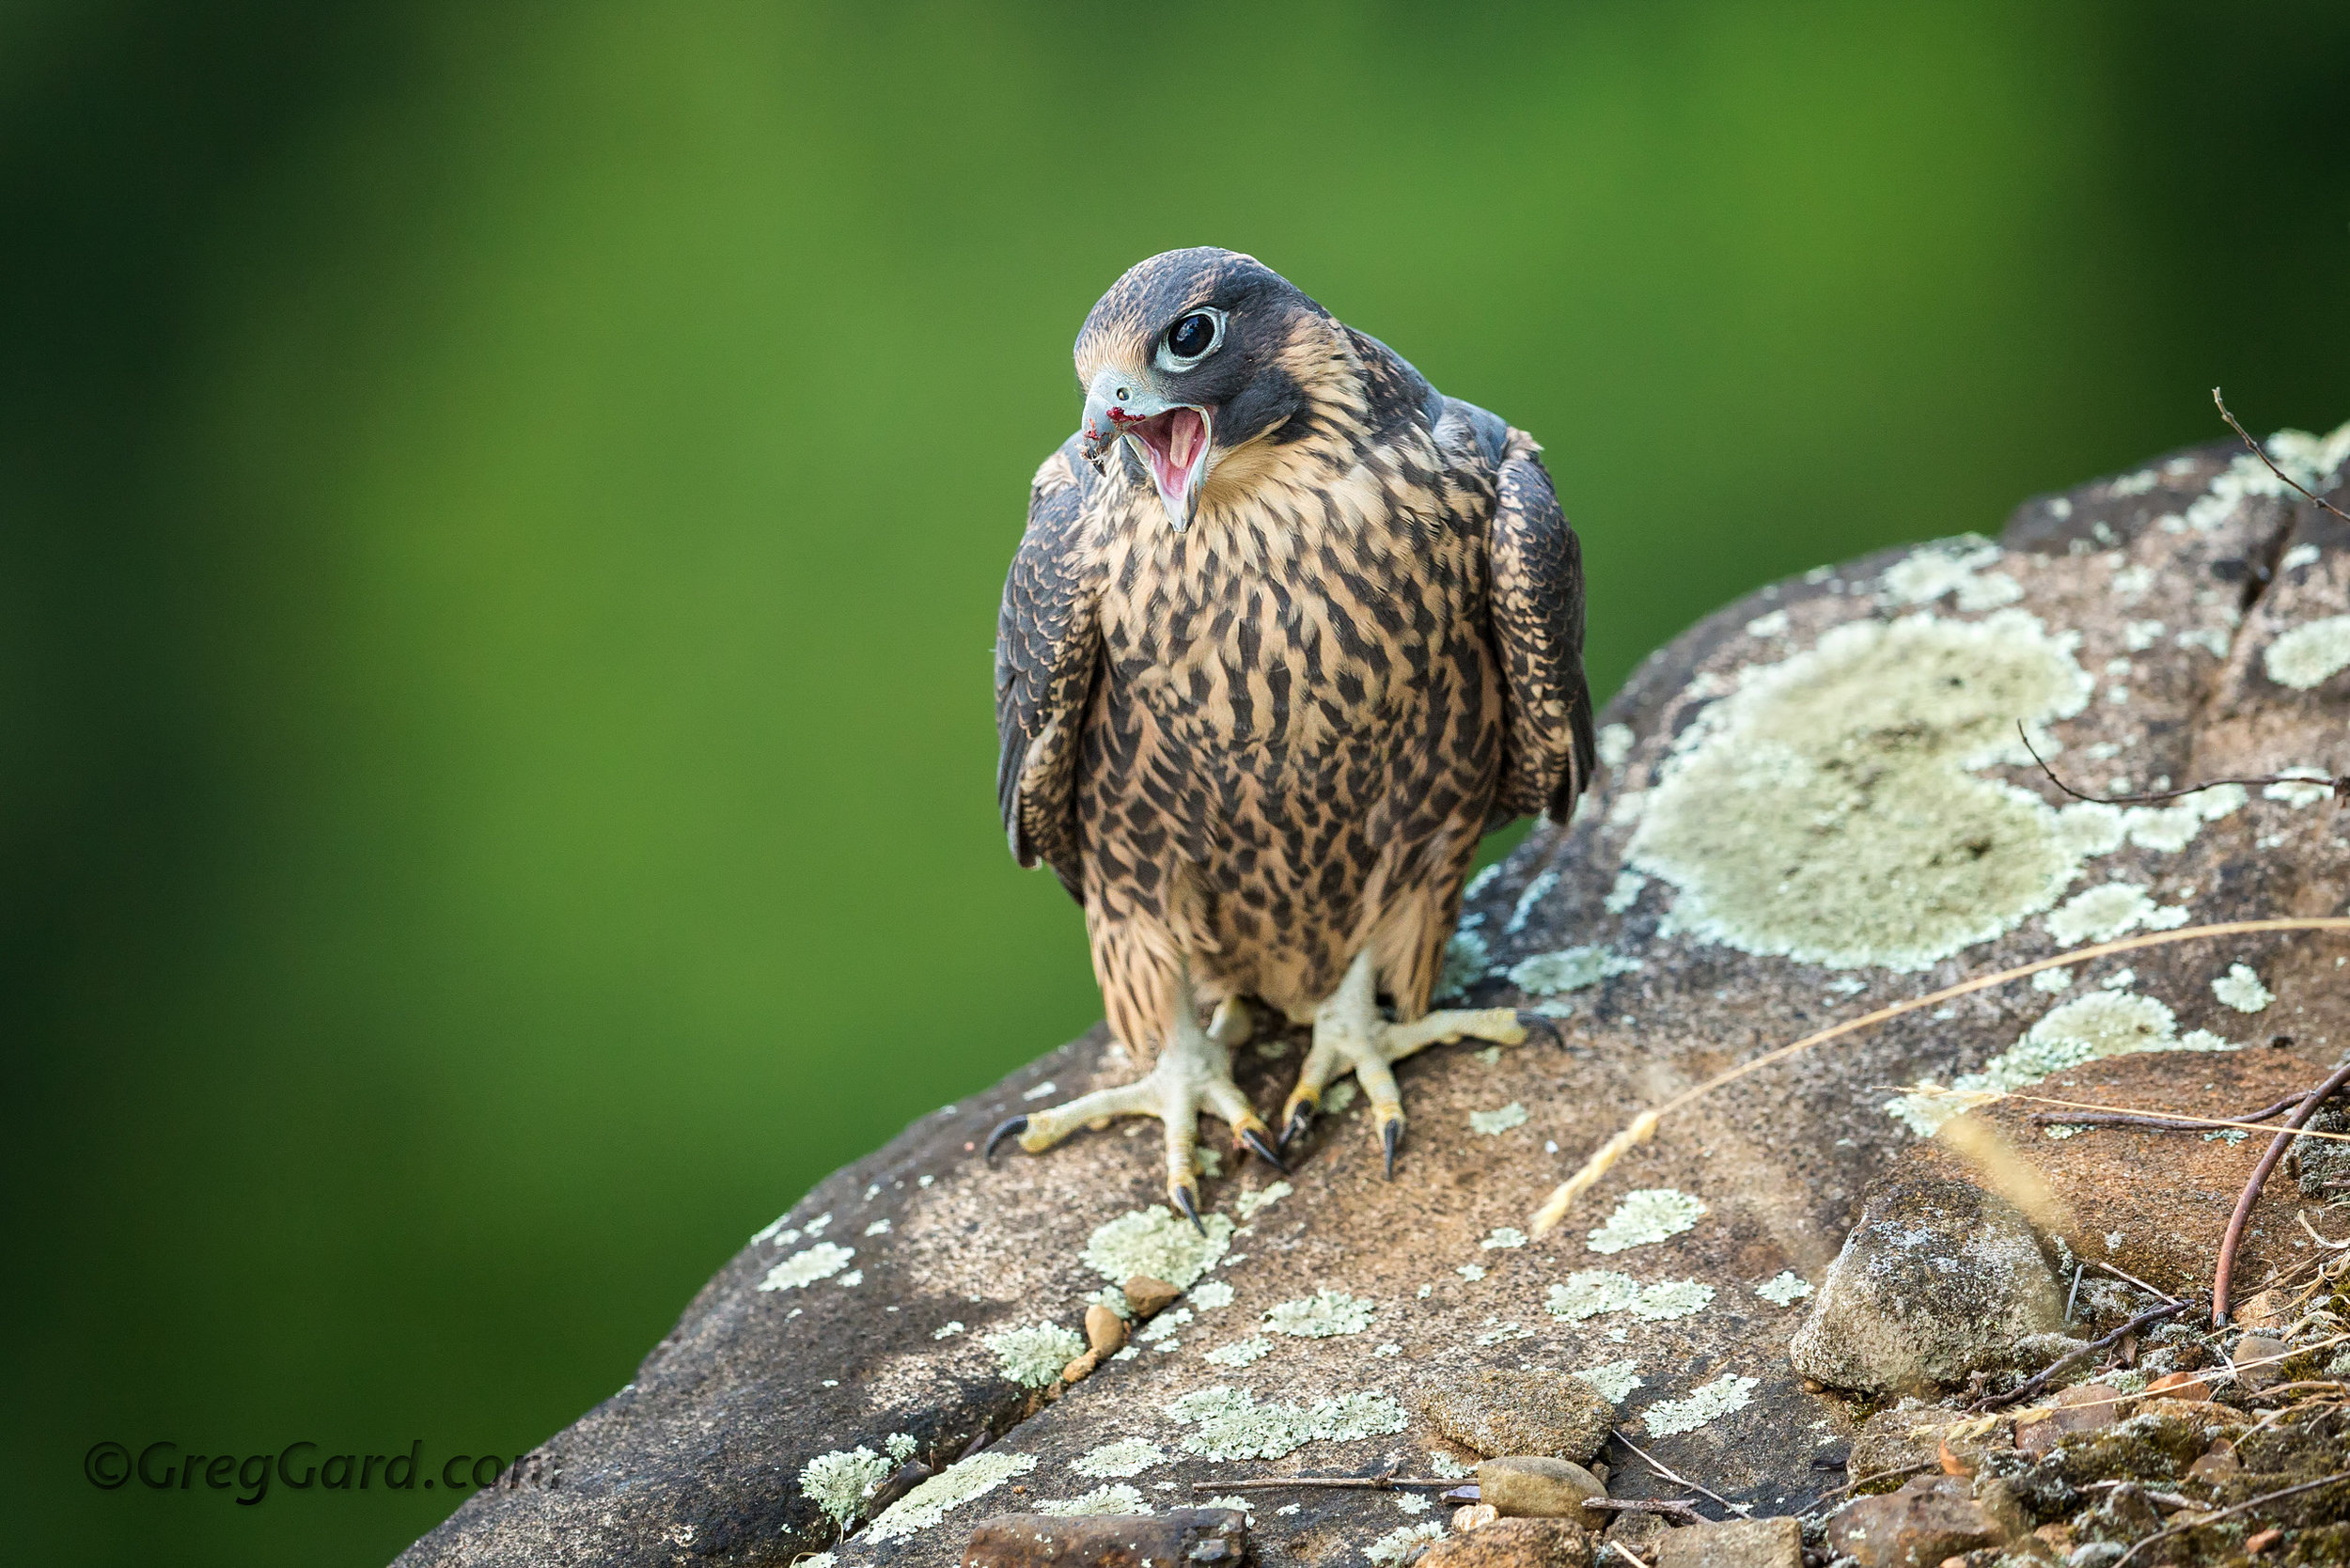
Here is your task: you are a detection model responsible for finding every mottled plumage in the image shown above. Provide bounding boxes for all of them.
[993,248,1593,1202]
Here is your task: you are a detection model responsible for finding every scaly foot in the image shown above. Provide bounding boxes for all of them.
[985,996,1281,1228]
[1278,949,1526,1177]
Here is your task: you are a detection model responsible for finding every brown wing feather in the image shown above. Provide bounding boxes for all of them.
[1485,429,1596,825]
[995,435,1102,900]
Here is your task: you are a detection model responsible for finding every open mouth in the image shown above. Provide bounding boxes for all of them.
[1122,406,1211,530]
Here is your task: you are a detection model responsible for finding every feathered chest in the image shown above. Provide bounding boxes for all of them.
[1087,436,1496,757]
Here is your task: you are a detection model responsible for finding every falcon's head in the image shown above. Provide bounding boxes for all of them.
[1073,247,1326,533]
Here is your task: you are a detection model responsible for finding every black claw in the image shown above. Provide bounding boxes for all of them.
[1238,1126,1288,1173]
[1174,1184,1206,1235]
[1280,1104,1314,1150]
[983,1115,1028,1161]
[1381,1119,1402,1180]
[1516,1010,1566,1050]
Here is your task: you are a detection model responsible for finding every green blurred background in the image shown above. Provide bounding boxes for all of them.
[4,2,2344,1562]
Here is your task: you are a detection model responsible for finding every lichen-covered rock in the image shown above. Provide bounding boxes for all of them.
[392,422,2350,1568]
[1789,1168,2063,1395]
[1420,1371,1616,1464]
[1416,1516,1593,1568]
[1653,1516,1802,1568]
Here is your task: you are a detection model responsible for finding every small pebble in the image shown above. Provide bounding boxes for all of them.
[1061,1349,1100,1384]
[1452,1504,1498,1533]
[1124,1275,1182,1318]
[1085,1303,1129,1355]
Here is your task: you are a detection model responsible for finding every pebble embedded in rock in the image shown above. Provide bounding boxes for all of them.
[2014,1382,2123,1457]
[1475,1457,1606,1529]
[1061,1349,1099,1384]
[2141,1370,2212,1402]
[1122,1276,1181,1318]
[1789,1169,2063,1397]
[1416,1516,1593,1568]
[1653,1516,1802,1568]
[1825,1473,2019,1568]
[2231,1334,2291,1391]
[1085,1303,1128,1354]
[1454,1503,1499,1532]
[1419,1371,1615,1465]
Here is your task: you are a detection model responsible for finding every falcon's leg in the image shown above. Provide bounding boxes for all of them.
[985,983,1282,1226]
[1277,949,1526,1177]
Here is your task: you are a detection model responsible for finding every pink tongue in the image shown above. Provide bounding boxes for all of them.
[1167,410,1198,470]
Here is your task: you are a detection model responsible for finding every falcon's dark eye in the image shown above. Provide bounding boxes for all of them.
[1167,312,1217,361]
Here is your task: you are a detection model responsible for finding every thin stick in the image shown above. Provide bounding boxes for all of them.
[1605,1543,1649,1568]
[1194,1475,1456,1493]
[2216,387,2350,525]
[2032,1091,2309,1131]
[1975,1299,2196,1411]
[1528,918,2350,1234]
[2087,1259,2183,1307]
[2003,1093,2350,1145]
[1808,1460,1933,1506]
[1608,1429,1733,1513]
[2215,1058,2350,1325]
[2111,1468,2350,1568]
[2016,723,2343,810]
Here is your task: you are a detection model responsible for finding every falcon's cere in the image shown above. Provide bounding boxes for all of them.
[990,248,1595,1220]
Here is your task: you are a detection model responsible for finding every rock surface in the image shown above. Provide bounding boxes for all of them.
[393,421,2350,1568]
[1653,1516,1800,1568]
[1416,1517,1591,1568]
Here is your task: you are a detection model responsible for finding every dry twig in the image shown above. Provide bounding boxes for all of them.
[1975,1299,2198,1412]
[1608,1429,1734,1514]
[2216,387,2350,525]
[2017,723,2346,811]
[2216,1058,2350,1325]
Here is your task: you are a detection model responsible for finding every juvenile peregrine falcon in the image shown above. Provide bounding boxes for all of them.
[990,248,1593,1220]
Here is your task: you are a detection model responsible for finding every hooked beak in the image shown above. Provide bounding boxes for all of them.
[1080,369,1212,533]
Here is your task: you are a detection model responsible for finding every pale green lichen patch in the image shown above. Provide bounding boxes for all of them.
[1074,1438,1167,1478]
[1886,989,2234,1136]
[1037,1483,1149,1516]
[1756,1272,1812,1307]
[1597,723,1636,771]
[1605,870,1649,914]
[1428,1450,1473,1480]
[1507,947,1641,996]
[1083,1205,1234,1288]
[2032,967,2074,995]
[2044,883,2187,946]
[866,1451,1035,1543]
[1587,1189,1706,1253]
[2214,964,2274,1013]
[1545,1270,1715,1322]
[1365,1524,1448,1566]
[983,1321,1087,1388]
[2266,614,2350,690]
[1083,1286,1133,1321]
[1481,1227,1528,1250]
[1192,1280,1236,1309]
[1204,1337,1273,1368]
[886,1433,918,1461]
[759,1242,854,1293]
[1642,1374,1759,1438]
[1627,610,2095,971]
[799,1447,892,1529]
[1469,1103,1529,1136]
[1136,1307,1192,1344]
[1878,539,2021,612]
[1263,1290,1375,1338]
[1235,1181,1292,1220]
[1574,1359,1645,1403]
[1324,1080,1359,1114]
[1163,1385,1407,1462]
